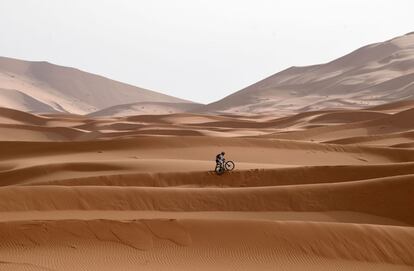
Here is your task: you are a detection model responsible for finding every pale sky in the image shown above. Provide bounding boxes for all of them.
[0,1,413,104]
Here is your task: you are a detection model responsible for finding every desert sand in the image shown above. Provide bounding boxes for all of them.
[1,31,414,271]
[0,56,196,115]
[0,100,414,270]
[196,32,414,115]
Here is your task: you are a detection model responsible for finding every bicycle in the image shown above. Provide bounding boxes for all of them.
[215,159,235,175]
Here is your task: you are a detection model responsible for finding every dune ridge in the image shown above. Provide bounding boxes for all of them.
[1,219,413,270]
[0,56,196,115]
[1,172,414,224]
[0,99,413,270]
[195,33,414,115]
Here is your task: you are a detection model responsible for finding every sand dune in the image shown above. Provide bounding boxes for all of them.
[2,33,414,119]
[1,219,413,271]
[88,101,202,117]
[0,100,413,270]
[0,88,57,113]
[0,56,195,114]
[195,33,414,115]
[1,26,414,271]
[1,173,414,224]
[272,107,414,143]
[366,99,414,113]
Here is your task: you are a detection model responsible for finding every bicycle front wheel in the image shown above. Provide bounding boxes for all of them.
[225,161,235,171]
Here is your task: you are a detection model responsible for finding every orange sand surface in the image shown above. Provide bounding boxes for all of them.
[0,103,414,270]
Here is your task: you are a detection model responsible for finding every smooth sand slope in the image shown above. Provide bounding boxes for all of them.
[0,56,196,115]
[88,101,202,117]
[196,32,414,115]
[0,101,414,270]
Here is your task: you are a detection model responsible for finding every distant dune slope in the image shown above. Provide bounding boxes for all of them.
[195,32,414,115]
[88,101,201,117]
[274,107,414,143]
[2,32,413,118]
[0,56,194,114]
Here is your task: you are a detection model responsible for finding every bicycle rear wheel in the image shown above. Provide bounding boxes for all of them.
[215,164,225,175]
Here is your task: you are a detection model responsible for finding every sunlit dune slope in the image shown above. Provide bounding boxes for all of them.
[195,33,414,115]
[0,100,413,270]
[0,56,194,114]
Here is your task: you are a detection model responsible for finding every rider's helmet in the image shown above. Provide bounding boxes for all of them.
[221,152,225,155]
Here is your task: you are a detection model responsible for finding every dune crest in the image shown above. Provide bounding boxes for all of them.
[0,56,196,115]
[0,100,414,270]
[195,33,414,115]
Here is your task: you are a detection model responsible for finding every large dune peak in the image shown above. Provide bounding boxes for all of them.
[195,33,414,115]
[0,56,195,115]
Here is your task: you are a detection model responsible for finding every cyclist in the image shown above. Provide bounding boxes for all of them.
[216,151,225,167]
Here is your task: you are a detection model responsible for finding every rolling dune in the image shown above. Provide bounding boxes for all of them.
[0,100,413,270]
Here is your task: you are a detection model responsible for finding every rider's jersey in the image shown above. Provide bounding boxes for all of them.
[216,154,224,163]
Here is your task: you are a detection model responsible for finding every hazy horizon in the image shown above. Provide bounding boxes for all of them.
[1,0,413,104]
